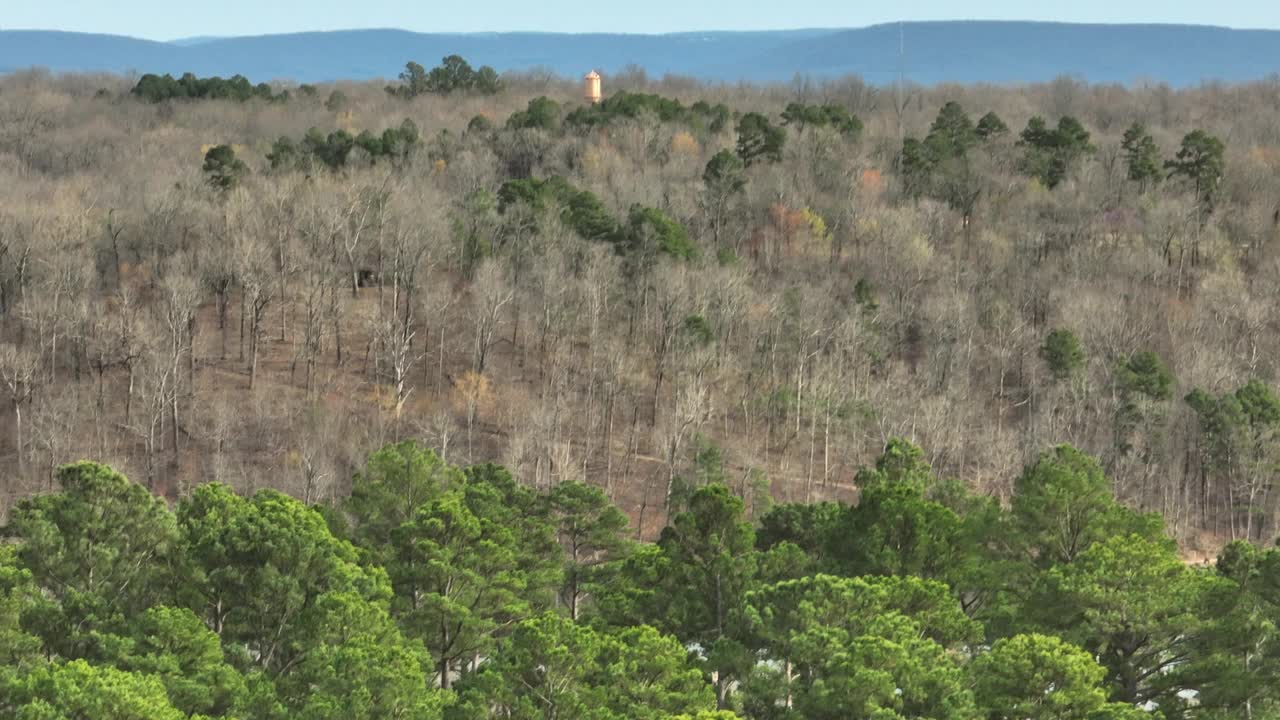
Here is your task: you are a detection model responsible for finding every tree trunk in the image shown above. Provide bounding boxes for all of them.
[250,328,260,391]
[171,385,180,460]
[438,654,451,690]
[13,400,23,480]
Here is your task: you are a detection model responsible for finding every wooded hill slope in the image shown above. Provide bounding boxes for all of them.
[0,62,1279,552]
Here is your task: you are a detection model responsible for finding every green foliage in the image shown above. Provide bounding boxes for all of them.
[695,437,728,481]
[177,483,386,677]
[682,315,715,347]
[0,440,1267,719]
[901,137,935,196]
[8,461,179,659]
[498,175,621,244]
[324,89,348,112]
[781,102,864,140]
[1011,445,1163,567]
[975,111,1009,140]
[548,481,633,619]
[826,441,973,583]
[972,633,1112,720]
[131,72,287,103]
[452,613,712,719]
[756,502,841,559]
[1185,380,1280,537]
[1041,327,1085,381]
[927,101,980,158]
[1112,351,1176,459]
[900,101,986,215]
[1235,379,1280,428]
[454,187,498,274]
[735,112,786,165]
[626,204,698,260]
[306,128,353,168]
[1116,350,1174,401]
[834,480,968,581]
[1018,115,1096,188]
[655,485,759,705]
[701,149,748,248]
[703,149,747,192]
[283,592,448,720]
[506,96,562,131]
[744,574,980,719]
[749,573,981,651]
[395,56,502,98]
[1042,534,1222,706]
[105,606,248,717]
[566,91,730,133]
[265,136,298,171]
[1194,542,1280,715]
[202,144,247,191]
[397,61,430,97]
[586,542,671,629]
[853,277,879,312]
[1167,129,1226,216]
[0,546,41,668]
[902,101,976,179]
[0,659,187,720]
[273,119,419,171]
[1120,122,1163,189]
[346,440,463,563]
[374,466,560,688]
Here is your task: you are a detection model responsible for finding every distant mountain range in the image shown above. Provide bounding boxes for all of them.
[3,21,1280,86]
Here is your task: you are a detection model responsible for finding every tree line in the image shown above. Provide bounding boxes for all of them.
[131,73,290,104]
[5,438,1280,718]
[132,57,503,106]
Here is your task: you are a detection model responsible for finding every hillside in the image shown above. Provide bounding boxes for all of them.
[5,21,1280,85]
[3,58,1280,552]
[6,26,1280,716]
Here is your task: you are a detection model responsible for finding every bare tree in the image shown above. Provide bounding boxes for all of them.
[469,260,513,374]
[28,388,79,491]
[657,377,712,511]
[232,214,274,392]
[341,178,392,297]
[453,370,494,463]
[128,334,175,493]
[156,269,200,459]
[0,343,38,489]
[374,312,423,438]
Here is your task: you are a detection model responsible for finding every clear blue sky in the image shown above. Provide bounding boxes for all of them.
[8,0,1280,40]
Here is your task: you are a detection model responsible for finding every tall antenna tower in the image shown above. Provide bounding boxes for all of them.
[896,21,905,141]
[899,21,905,84]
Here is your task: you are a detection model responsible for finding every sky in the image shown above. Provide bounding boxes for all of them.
[7,0,1280,40]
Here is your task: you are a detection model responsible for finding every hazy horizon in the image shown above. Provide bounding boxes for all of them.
[12,18,1280,44]
[7,0,1280,41]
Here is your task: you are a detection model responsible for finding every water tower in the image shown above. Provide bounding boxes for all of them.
[584,71,602,105]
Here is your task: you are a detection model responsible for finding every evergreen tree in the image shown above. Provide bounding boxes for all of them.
[1120,122,1162,190]
[1167,129,1226,218]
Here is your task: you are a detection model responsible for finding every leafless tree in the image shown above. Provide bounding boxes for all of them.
[469,260,513,374]
[0,343,38,488]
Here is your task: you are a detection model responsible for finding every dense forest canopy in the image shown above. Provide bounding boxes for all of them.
[4,440,1280,718]
[1,54,1280,715]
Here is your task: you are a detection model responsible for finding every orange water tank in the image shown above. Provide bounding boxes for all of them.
[584,71,602,104]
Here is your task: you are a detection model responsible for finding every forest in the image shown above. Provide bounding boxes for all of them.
[1,53,1280,715]
[4,440,1280,719]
